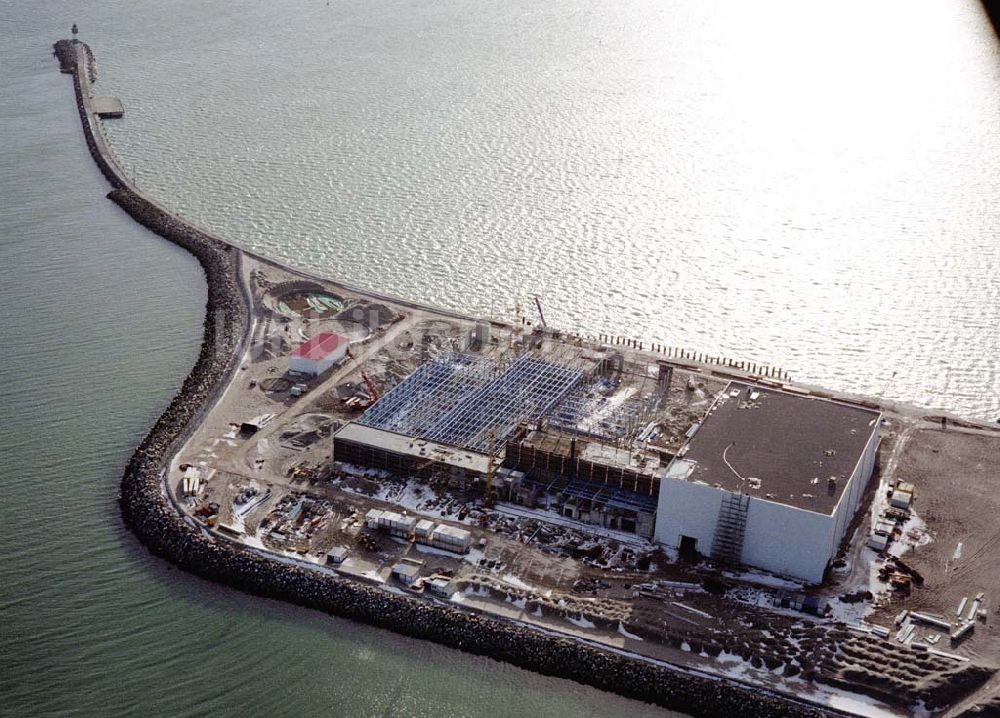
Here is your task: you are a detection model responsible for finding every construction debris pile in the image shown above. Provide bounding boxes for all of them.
[460,574,633,627]
[480,512,659,571]
[259,493,333,553]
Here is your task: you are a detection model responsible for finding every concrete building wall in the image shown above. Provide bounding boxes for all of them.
[654,410,881,585]
[830,423,880,555]
[334,437,430,477]
[503,440,659,497]
[333,436,483,482]
[636,511,656,539]
[289,343,346,377]
[653,478,724,556]
[289,355,316,376]
[655,478,838,584]
[741,499,835,584]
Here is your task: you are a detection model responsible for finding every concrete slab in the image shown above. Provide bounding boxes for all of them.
[92,96,123,118]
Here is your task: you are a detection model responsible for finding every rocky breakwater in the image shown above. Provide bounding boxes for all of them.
[53,40,123,190]
[105,185,831,718]
[53,38,77,74]
[57,40,836,718]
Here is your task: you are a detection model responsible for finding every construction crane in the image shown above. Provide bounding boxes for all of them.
[484,432,496,509]
[345,348,379,408]
[533,295,547,329]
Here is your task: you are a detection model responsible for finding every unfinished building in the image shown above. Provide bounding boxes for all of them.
[654,382,881,583]
[502,426,662,537]
[333,345,693,538]
[332,352,585,477]
[498,360,678,538]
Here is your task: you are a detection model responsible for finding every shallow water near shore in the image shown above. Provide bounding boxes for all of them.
[1,1,998,717]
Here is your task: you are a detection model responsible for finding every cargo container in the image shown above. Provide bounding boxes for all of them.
[365,508,417,537]
[429,524,472,553]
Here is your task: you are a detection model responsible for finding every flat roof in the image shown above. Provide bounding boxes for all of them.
[334,423,491,474]
[673,382,880,514]
[431,524,471,540]
[291,332,348,360]
[367,508,415,526]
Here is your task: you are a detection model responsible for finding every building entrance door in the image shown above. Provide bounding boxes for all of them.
[678,535,698,559]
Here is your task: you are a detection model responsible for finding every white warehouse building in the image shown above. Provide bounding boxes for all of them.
[654,382,881,584]
[289,332,349,377]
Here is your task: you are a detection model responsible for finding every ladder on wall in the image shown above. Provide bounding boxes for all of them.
[711,492,750,565]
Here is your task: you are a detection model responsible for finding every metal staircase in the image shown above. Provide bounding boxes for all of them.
[711,492,750,565]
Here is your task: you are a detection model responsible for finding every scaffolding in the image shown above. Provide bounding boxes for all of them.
[711,492,750,565]
[358,353,583,455]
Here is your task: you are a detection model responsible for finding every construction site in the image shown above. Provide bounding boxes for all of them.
[50,33,999,717]
[169,255,1000,717]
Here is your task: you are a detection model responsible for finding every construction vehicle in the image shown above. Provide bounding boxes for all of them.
[343,348,380,409]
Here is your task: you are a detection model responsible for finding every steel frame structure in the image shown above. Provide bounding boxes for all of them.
[358,353,583,454]
[357,353,492,437]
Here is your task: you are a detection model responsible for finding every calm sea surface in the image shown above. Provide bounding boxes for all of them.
[1,1,997,716]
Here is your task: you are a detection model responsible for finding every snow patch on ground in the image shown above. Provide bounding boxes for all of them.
[709,652,900,717]
[828,597,874,624]
[412,542,465,558]
[567,615,596,629]
[238,532,265,550]
[889,509,931,557]
[824,691,901,718]
[336,470,473,525]
[462,548,485,566]
[617,623,643,641]
[671,601,712,619]
[725,569,803,591]
[726,585,814,620]
[501,573,536,592]
[576,386,636,434]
